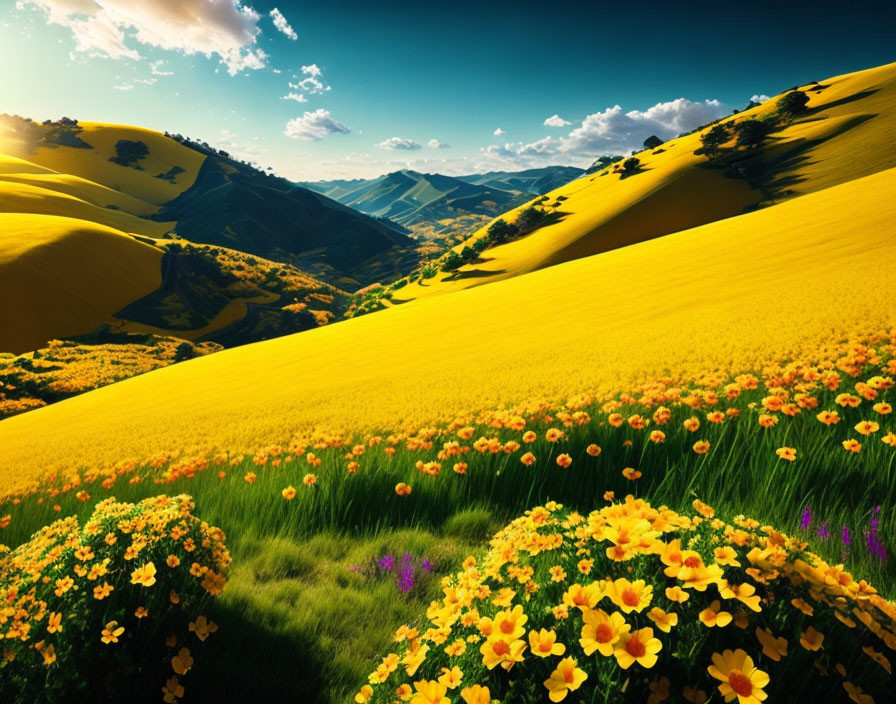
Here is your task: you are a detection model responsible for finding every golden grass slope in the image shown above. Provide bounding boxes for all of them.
[0,166,893,491]
[393,61,896,304]
[1,122,204,207]
[0,179,171,237]
[0,153,158,217]
[0,214,162,353]
[756,61,896,199]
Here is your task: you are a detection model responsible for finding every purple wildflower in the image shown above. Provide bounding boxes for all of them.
[800,506,812,530]
[396,564,415,593]
[866,507,887,562]
[816,522,830,540]
[377,554,395,571]
[421,559,432,572]
[841,525,851,547]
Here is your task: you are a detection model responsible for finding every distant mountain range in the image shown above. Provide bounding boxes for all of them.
[301,166,585,238]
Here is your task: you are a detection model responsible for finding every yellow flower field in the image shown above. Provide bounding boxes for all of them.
[0,164,893,492]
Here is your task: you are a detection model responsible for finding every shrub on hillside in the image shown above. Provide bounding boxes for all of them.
[643,135,664,150]
[622,156,641,173]
[110,139,150,169]
[156,165,186,183]
[357,498,895,704]
[487,218,519,243]
[734,119,771,148]
[0,495,230,703]
[515,206,547,234]
[699,124,731,155]
[777,90,811,118]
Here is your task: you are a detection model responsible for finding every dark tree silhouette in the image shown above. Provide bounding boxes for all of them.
[776,90,810,118]
[110,139,149,168]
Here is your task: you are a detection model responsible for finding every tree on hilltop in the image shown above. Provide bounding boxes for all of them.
[643,135,664,150]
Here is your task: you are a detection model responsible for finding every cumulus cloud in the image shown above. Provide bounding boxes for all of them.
[301,63,322,78]
[751,94,771,104]
[493,127,504,136]
[269,8,296,40]
[427,139,449,149]
[21,0,267,75]
[284,64,330,102]
[377,137,422,151]
[284,108,350,141]
[480,97,730,169]
[543,114,571,127]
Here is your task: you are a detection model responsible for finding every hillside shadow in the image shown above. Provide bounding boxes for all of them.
[696,111,876,207]
[808,88,879,113]
[440,209,573,282]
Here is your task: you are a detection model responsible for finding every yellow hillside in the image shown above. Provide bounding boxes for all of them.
[0,166,893,491]
[0,152,158,216]
[1,122,204,206]
[0,214,162,354]
[0,179,171,237]
[760,61,896,197]
[393,61,896,303]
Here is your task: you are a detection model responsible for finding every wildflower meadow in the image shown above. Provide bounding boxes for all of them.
[1,333,893,702]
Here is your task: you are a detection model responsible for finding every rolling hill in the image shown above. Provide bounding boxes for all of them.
[388,61,896,304]
[0,161,893,491]
[0,214,163,353]
[0,210,348,354]
[0,117,418,353]
[0,116,419,283]
[301,166,583,239]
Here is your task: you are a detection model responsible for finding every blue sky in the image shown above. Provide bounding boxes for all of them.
[3,1,894,179]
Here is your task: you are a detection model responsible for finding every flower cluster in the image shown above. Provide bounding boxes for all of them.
[356,498,895,703]
[351,552,436,595]
[0,495,230,702]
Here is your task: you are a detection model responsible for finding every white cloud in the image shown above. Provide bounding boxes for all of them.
[377,137,422,151]
[284,108,350,141]
[269,8,296,40]
[493,127,504,136]
[427,139,449,149]
[751,94,770,104]
[479,97,730,170]
[287,63,330,96]
[21,0,267,75]
[282,92,307,103]
[113,83,133,91]
[149,60,173,76]
[543,114,571,127]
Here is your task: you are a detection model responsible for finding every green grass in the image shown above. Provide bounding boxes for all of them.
[1,368,893,703]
